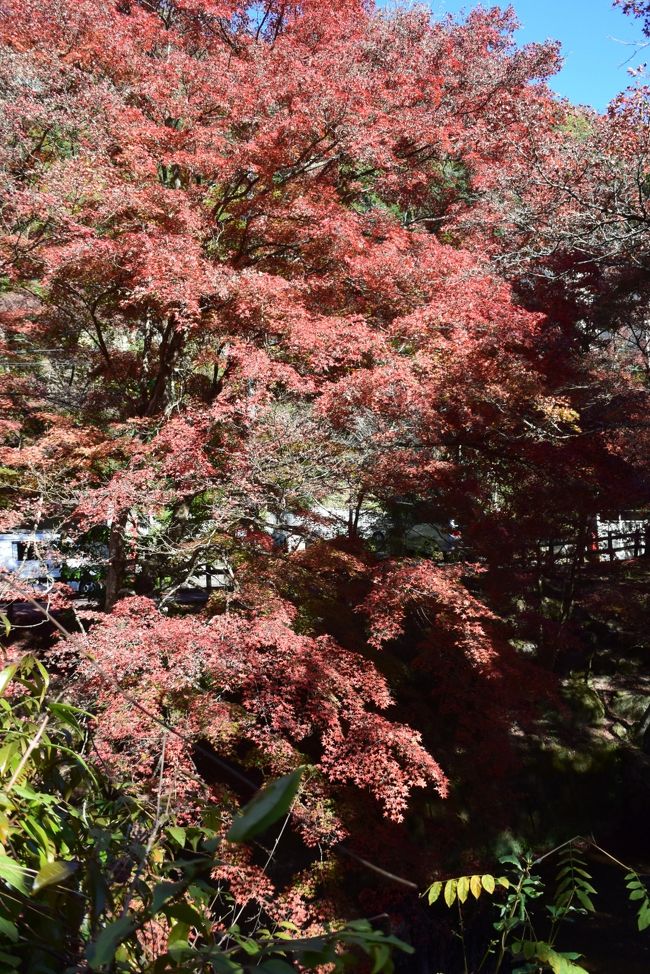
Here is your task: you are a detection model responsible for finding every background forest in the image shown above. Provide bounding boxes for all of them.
[0,0,650,971]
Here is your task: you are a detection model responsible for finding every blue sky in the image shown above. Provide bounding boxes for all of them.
[426,0,646,111]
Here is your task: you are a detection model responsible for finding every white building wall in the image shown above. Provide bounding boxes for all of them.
[0,532,60,582]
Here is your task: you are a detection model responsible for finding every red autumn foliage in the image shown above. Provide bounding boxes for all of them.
[1,0,649,937]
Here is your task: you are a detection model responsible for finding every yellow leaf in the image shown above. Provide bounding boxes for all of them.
[444,879,457,907]
[457,876,470,904]
[427,881,442,905]
[481,875,496,894]
[470,875,482,899]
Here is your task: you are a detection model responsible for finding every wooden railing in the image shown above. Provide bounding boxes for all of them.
[537,524,650,567]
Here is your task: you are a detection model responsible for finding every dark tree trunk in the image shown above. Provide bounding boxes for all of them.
[105,512,128,611]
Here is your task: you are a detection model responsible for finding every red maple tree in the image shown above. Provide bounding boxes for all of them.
[1,0,648,933]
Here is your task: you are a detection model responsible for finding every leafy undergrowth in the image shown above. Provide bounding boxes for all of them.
[0,656,410,973]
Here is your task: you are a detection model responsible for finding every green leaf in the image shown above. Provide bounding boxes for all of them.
[238,937,261,956]
[524,941,589,974]
[576,881,597,895]
[555,877,574,892]
[202,950,243,974]
[48,700,92,718]
[32,658,50,696]
[151,880,187,914]
[572,868,593,880]
[575,890,595,912]
[0,950,20,969]
[548,952,589,974]
[87,860,110,919]
[279,935,328,953]
[0,615,10,639]
[444,879,457,907]
[167,826,186,847]
[0,664,17,697]
[168,921,190,947]
[23,817,54,859]
[32,859,78,894]
[300,949,336,969]
[202,805,222,831]
[638,906,650,932]
[523,941,536,960]
[0,916,18,943]
[87,915,137,970]
[629,889,646,901]
[0,855,29,894]
[427,881,442,904]
[0,743,18,776]
[255,961,295,974]
[370,943,391,973]
[481,875,496,895]
[227,768,304,843]
[164,901,207,930]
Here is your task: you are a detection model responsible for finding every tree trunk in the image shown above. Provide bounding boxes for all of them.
[105,512,128,611]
